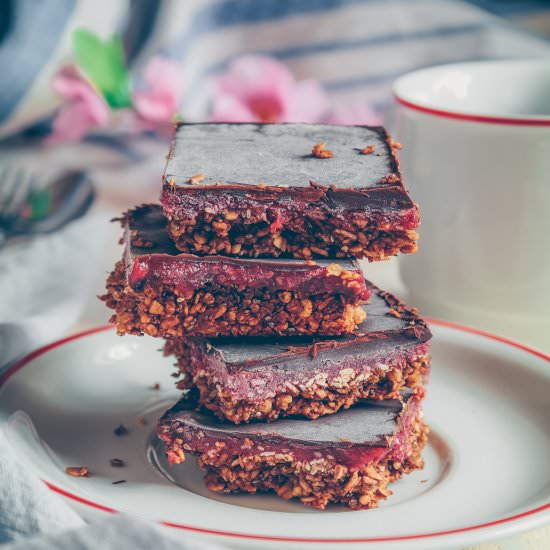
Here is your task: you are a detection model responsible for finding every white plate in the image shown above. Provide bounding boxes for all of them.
[0,322,549,550]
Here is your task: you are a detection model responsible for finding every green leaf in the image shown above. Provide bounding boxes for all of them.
[73,28,132,109]
[27,189,51,220]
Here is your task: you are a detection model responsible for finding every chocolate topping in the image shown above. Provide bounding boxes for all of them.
[162,390,413,447]
[161,123,414,212]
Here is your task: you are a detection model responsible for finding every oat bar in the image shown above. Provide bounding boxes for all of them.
[103,205,370,337]
[161,123,419,260]
[157,390,427,510]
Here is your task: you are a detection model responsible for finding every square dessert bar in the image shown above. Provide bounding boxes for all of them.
[161,123,419,260]
[103,205,370,338]
[157,390,428,510]
[164,284,431,423]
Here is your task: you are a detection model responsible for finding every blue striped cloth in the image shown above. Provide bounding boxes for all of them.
[0,0,549,138]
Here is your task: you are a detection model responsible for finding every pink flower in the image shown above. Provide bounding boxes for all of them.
[210,55,329,123]
[326,102,383,126]
[47,66,109,143]
[132,57,184,123]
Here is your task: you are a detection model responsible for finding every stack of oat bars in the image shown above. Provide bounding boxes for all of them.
[103,123,432,510]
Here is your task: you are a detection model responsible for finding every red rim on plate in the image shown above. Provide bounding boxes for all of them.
[394,95,550,127]
[1,322,549,544]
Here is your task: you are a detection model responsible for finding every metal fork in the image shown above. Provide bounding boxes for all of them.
[0,167,94,248]
[0,166,35,230]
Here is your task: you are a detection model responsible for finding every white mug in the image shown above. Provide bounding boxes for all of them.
[391,60,550,349]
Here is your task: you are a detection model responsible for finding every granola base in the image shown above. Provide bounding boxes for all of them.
[166,210,418,260]
[102,261,367,338]
[159,416,428,510]
[166,339,430,423]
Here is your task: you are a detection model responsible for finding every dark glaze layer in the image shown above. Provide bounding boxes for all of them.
[162,390,413,448]
[161,123,417,219]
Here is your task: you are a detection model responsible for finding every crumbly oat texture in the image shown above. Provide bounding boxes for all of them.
[103,260,367,337]
[199,418,427,510]
[164,212,418,260]
[157,399,428,510]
